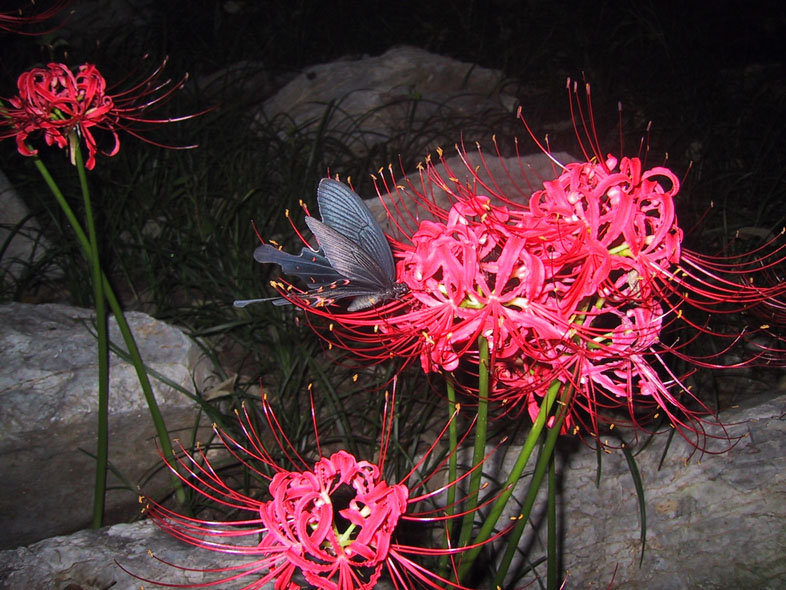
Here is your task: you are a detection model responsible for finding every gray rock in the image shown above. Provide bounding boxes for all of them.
[0,303,211,549]
[495,391,786,589]
[261,46,518,156]
[0,520,262,590]
[366,149,578,233]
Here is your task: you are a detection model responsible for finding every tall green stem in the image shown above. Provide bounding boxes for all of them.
[492,381,575,589]
[457,336,490,550]
[32,155,187,512]
[547,449,557,589]
[438,378,459,579]
[70,141,110,528]
[459,377,562,580]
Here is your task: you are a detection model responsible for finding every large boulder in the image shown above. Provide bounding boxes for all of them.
[261,45,519,157]
[0,520,259,590]
[366,148,578,233]
[504,391,786,589]
[0,303,210,549]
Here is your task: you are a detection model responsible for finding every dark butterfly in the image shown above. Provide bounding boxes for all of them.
[234,178,409,311]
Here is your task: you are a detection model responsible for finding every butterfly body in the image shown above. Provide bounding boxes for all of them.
[235,179,408,311]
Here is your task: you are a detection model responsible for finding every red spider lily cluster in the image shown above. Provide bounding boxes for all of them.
[0,0,69,35]
[262,84,786,447]
[1,60,196,169]
[137,392,499,590]
[389,152,696,436]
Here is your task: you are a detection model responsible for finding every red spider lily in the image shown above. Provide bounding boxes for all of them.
[0,0,70,35]
[0,59,198,169]
[250,81,786,448]
[135,389,505,590]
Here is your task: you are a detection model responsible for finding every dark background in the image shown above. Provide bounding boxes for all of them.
[2,0,785,335]
[4,0,784,215]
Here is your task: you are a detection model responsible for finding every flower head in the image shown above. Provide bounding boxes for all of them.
[136,389,500,589]
[1,59,198,169]
[255,81,786,449]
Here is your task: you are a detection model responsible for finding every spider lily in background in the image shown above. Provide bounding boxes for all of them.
[137,387,506,590]
[0,59,197,169]
[0,0,70,34]
[0,58,205,527]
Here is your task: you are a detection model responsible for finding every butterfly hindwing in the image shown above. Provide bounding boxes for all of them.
[304,216,391,289]
[253,243,343,288]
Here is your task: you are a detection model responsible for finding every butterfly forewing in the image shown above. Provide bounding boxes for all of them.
[304,216,391,288]
[317,179,396,279]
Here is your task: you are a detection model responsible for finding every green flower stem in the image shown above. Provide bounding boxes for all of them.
[68,141,110,528]
[457,336,490,550]
[547,448,557,589]
[446,379,458,511]
[438,378,459,579]
[492,381,575,589]
[31,155,187,514]
[459,376,562,580]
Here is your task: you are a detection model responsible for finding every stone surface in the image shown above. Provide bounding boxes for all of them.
[367,148,578,234]
[0,518,401,590]
[0,303,211,550]
[0,520,261,590]
[261,45,518,156]
[491,391,786,589]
